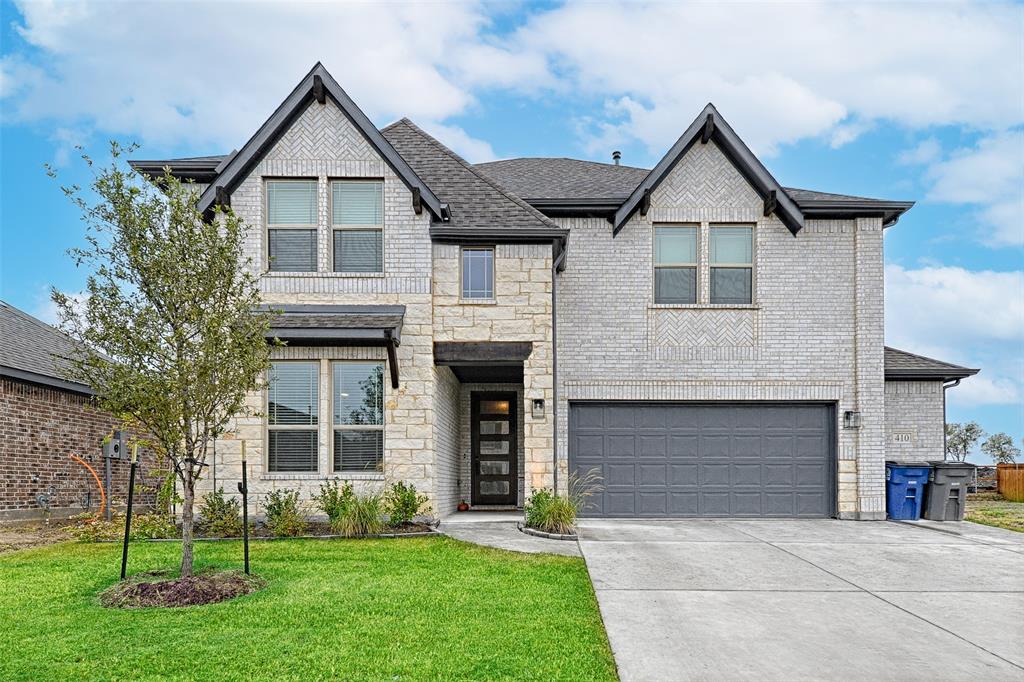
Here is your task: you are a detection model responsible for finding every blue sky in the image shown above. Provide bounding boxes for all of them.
[1,1,1021,460]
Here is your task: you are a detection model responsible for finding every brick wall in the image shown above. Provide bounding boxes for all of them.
[552,139,888,519]
[0,377,158,520]
[885,380,945,462]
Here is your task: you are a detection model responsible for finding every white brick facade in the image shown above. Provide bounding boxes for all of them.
[885,380,945,462]
[197,96,893,520]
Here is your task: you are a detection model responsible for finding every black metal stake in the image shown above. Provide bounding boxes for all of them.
[120,444,139,581]
[104,456,113,522]
[238,441,250,575]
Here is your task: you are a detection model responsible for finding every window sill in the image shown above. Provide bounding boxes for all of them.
[260,472,385,482]
[649,303,760,310]
[459,298,497,305]
[263,271,386,278]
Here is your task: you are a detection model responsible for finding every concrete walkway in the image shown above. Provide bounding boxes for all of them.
[438,512,581,557]
[578,518,1024,682]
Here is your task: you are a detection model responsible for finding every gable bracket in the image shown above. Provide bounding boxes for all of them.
[763,189,777,217]
[639,188,651,217]
[215,186,230,210]
[412,187,423,215]
[701,114,714,144]
[312,75,326,105]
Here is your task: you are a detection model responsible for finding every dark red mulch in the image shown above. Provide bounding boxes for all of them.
[100,569,265,608]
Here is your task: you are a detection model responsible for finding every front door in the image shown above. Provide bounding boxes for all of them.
[471,392,517,506]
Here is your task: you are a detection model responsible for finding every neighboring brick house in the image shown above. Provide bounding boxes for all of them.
[0,302,157,520]
[130,63,977,520]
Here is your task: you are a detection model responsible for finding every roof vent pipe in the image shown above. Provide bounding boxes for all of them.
[612,150,621,165]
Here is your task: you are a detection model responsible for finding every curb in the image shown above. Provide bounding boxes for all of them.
[517,522,578,541]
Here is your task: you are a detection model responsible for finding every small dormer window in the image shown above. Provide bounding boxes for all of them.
[332,180,384,273]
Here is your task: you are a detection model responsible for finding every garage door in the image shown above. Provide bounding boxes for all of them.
[569,403,835,518]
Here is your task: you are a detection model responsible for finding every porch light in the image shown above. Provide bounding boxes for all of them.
[532,399,545,419]
[843,410,862,430]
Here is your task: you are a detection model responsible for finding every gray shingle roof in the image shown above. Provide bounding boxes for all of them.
[382,120,563,233]
[474,157,908,212]
[884,346,979,381]
[0,301,92,393]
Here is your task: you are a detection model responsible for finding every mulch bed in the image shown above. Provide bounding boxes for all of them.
[193,520,436,539]
[100,569,266,608]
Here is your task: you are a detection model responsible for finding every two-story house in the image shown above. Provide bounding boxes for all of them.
[131,64,977,521]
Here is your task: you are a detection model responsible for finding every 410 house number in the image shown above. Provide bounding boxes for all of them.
[891,431,914,444]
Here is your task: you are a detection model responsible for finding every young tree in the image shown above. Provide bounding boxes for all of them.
[945,422,985,462]
[51,143,273,577]
[981,433,1020,464]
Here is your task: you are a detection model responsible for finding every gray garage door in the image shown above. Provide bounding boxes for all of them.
[570,403,835,518]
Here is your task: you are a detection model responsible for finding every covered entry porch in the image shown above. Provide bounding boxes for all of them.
[434,342,533,513]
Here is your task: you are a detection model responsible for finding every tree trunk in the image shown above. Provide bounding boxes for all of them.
[180,478,195,577]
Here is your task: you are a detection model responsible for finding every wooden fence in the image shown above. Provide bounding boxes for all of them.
[997,464,1024,502]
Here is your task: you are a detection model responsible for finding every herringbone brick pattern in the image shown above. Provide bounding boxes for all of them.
[651,142,761,209]
[649,308,756,347]
[265,101,375,160]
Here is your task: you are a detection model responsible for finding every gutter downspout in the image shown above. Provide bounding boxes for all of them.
[552,240,567,495]
[942,378,961,461]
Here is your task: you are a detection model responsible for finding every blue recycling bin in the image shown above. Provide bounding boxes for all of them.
[885,462,932,520]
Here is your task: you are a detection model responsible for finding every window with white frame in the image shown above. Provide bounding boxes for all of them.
[333,362,384,472]
[461,247,494,299]
[332,180,384,273]
[654,225,698,304]
[267,362,319,472]
[710,225,753,304]
[266,180,318,272]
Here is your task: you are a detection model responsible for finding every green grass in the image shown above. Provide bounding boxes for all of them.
[0,537,617,681]
[966,498,1024,533]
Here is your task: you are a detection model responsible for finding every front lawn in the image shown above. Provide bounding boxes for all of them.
[0,537,617,681]
[966,496,1024,533]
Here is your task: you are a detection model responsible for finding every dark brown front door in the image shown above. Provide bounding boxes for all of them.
[471,392,517,506]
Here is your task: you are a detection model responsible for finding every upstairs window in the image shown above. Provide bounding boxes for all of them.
[332,180,384,273]
[461,247,494,300]
[333,362,384,473]
[266,180,318,272]
[710,226,753,304]
[654,225,698,304]
[267,362,319,473]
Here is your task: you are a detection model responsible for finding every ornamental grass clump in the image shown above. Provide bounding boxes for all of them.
[524,470,602,535]
[334,493,385,537]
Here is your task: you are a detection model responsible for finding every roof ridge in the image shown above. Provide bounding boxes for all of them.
[476,156,650,172]
[395,119,562,230]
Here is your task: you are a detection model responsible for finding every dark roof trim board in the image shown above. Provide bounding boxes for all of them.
[194,63,446,222]
[129,154,227,183]
[433,341,533,365]
[262,304,405,345]
[884,346,979,382]
[0,365,95,396]
[429,226,569,273]
[613,104,804,236]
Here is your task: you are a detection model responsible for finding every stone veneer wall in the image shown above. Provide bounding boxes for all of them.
[551,139,887,519]
[197,98,438,514]
[884,380,945,463]
[432,243,554,502]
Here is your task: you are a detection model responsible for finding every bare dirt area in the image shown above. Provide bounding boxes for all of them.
[99,569,266,608]
[0,519,75,554]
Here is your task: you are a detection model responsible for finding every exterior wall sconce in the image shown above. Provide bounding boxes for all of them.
[843,410,862,429]
[532,399,545,419]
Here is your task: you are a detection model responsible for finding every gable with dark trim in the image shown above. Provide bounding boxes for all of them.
[195,63,446,222]
[613,104,804,236]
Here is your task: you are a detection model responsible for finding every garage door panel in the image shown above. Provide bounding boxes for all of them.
[571,403,834,518]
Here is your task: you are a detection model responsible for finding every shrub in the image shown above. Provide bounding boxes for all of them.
[524,469,602,535]
[199,487,243,537]
[383,481,430,527]
[334,493,384,537]
[314,479,354,524]
[262,489,307,537]
[69,512,177,542]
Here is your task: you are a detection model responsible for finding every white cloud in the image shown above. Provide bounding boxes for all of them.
[32,288,88,326]
[418,122,497,163]
[897,138,941,166]
[886,264,1024,407]
[922,131,1024,247]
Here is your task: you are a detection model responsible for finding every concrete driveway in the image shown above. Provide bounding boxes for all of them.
[578,518,1024,682]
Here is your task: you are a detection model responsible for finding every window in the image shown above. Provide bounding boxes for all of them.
[266,180,317,272]
[267,362,319,472]
[461,247,494,300]
[333,362,384,472]
[710,225,753,304]
[654,225,698,304]
[332,180,383,273]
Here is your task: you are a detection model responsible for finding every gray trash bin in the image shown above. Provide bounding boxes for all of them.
[923,462,975,521]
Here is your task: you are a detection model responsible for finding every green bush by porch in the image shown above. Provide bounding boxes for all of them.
[0,537,616,681]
